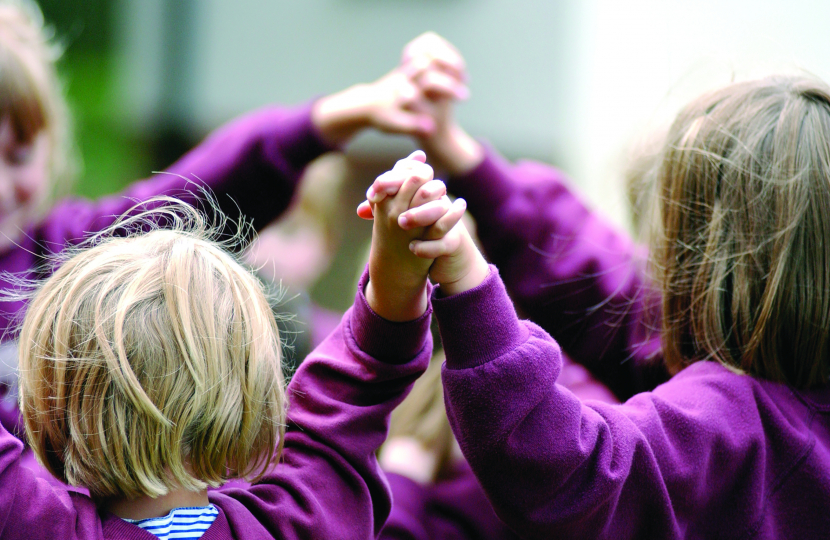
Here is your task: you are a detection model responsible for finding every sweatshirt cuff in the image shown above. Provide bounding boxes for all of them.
[267,100,338,171]
[432,265,529,370]
[348,266,433,365]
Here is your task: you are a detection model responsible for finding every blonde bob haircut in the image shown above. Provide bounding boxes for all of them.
[648,75,830,389]
[17,199,286,499]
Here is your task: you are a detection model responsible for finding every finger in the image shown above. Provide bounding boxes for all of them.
[369,158,433,203]
[421,197,466,240]
[393,150,427,168]
[367,170,403,203]
[403,56,467,87]
[398,197,451,230]
[394,162,435,209]
[409,179,447,208]
[380,110,436,137]
[401,54,432,78]
[409,230,463,259]
[356,200,374,220]
[402,33,466,80]
[416,70,469,101]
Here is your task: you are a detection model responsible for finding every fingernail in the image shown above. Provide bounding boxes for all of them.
[409,241,417,252]
[398,214,409,228]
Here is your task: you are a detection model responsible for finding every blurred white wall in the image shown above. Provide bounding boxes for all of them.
[116,0,830,228]
[574,0,830,226]
[115,0,577,158]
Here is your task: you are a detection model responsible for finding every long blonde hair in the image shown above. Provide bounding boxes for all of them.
[649,75,830,388]
[17,200,285,498]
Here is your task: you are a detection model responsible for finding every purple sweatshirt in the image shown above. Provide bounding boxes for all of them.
[0,102,332,436]
[379,148,634,540]
[0,102,330,340]
[434,148,830,538]
[382,462,521,540]
[0,270,432,539]
[445,148,667,400]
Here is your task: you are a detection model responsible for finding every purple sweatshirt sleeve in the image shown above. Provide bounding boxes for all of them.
[209,268,433,539]
[433,267,816,540]
[36,102,332,251]
[0,270,432,539]
[0,422,106,538]
[0,102,332,438]
[446,149,667,398]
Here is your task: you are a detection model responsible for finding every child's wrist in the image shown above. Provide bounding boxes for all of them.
[365,278,429,322]
[422,124,483,176]
[437,252,489,297]
[311,85,371,147]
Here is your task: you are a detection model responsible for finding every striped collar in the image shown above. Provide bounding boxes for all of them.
[124,504,218,540]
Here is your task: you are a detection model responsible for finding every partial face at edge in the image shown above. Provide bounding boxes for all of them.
[0,116,50,252]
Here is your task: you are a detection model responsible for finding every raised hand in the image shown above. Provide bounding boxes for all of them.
[363,151,447,321]
[311,34,469,147]
[359,150,488,299]
[399,32,484,176]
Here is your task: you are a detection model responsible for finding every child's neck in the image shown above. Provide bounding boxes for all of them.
[102,487,210,521]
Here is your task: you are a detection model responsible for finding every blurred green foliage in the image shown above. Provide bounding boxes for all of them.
[39,0,153,198]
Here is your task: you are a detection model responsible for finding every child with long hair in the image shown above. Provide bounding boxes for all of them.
[0,150,464,538]
[365,73,830,537]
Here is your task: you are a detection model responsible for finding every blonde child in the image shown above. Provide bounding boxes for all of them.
[0,2,463,447]
[366,76,830,536]
[0,151,465,539]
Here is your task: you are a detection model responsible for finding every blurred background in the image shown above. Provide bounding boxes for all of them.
[40,0,830,310]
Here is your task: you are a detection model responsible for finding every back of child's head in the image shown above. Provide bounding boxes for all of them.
[650,75,830,388]
[0,0,74,193]
[17,202,285,499]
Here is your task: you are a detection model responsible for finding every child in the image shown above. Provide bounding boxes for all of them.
[0,2,462,439]
[0,151,463,539]
[367,76,830,538]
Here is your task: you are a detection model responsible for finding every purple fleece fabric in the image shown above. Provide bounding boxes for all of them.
[0,269,432,539]
[445,148,668,401]
[436,148,830,538]
[381,461,521,540]
[0,102,331,343]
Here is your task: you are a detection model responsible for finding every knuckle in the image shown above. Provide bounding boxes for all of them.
[429,222,447,239]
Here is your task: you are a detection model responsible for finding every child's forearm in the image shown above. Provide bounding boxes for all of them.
[433,268,665,539]
[311,85,377,147]
[245,270,432,538]
[365,278,429,323]
[443,150,667,399]
[430,232,490,298]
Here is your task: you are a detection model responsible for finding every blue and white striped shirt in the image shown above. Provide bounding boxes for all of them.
[125,504,218,539]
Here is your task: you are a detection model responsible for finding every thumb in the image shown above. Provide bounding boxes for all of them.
[356,200,375,220]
